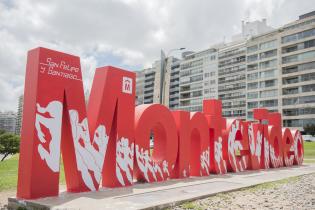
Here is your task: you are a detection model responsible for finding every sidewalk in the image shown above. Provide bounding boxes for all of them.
[8,164,315,210]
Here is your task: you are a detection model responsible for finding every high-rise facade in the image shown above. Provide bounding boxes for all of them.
[280,13,315,129]
[0,111,16,134]
[218,40,247,119]
[168,58,181,110]
[179,48,218,112]
[15,95,24,135]
[135,56,180,109]
[245,31,280,120]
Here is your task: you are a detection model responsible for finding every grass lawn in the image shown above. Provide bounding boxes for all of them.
[0,142,314,191]
[0,155,65,192]
[304,141,315,159]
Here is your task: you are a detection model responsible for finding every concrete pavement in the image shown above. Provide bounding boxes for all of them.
[8,164,315,210]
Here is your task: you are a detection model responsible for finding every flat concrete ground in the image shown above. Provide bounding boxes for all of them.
[5,164,315,210]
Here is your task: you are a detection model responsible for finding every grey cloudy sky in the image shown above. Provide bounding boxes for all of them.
[0,0,314,111]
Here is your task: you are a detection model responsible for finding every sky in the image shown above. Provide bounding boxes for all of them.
[0,0,314,112]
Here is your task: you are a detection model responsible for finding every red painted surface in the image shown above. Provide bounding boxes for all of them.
[16,47,304,199]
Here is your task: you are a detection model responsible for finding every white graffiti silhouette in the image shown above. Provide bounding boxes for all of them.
[116,137,134,186]
[182,169,187,177]
[200,147,210,175]
[293,132,304,165]
[284,143,294,166]
[269,143,282,168]
[256,131,262,164]
[227,120,245,172]
[135,144,167,182]
[248,124,263,165]
[69,110,109,191]
[214,137,226,173]
[264,137,270,168]
[248,124,255,155]
[162,160,170,177]
[35,101,63,172]
[35,102,109,190]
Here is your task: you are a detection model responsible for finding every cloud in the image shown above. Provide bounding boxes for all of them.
[0,0,314,111]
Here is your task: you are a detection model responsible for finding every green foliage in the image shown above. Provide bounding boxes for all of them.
[0,133,20,161]
[303,124,315,136]
[0,129,6,135]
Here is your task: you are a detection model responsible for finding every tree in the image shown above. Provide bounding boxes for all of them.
[0,133,20,161]
[0,129,6,135]
[303,124,315,136]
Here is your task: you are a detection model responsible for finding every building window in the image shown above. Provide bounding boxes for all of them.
[260,69,276,79]
[283,87,299,95]
[247,72,259,80]
[247,91,258,99]
[282,28,315,44]
[283,95,315,105]
[247,54,258,62]
[259,99,278,107]
[247,63,258,71]
[260,49,277,59]
[260,89,278,98]
[248,101,258,109]
[302,84,315,93]
[248,82,258,90]
[260,40,277,50]
[301,72,315,82]
[282,39,315,54]
[282,61,315,74]
[247,45,258,53]
[283,118,315,127]
[260,59,277,69]
[283,108,315,116]
[282,50,315,64]
[260,79,277,88]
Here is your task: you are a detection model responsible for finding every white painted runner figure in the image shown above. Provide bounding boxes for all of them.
[200,147,210,175]
[116,137,134,186]
[35,101,63,173]
[214,137,226,173]
[69,110,108,191]
[162,160,170,177]
[135,145,157,181]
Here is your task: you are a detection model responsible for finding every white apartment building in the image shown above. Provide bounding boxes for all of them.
[280,12,315,129]
[179,48,218,112]
[135,11,315,130]
[245,11,315,129]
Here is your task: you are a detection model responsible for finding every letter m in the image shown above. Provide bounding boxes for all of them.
[17,47,135,199]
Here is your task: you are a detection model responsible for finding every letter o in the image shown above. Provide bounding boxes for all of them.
[134,104,178,182]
